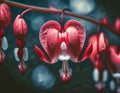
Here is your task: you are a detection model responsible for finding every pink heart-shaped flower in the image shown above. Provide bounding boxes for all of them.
[87,32,108,65]
[35,20,86,63]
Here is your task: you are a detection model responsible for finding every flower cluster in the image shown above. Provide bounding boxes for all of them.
[0,2,120,93]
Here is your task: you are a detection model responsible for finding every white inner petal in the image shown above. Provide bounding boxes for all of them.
[58,52,70,61]
[59,69,64,77]
[23,47,28,61]
[60,42,67,50]
[14,48,19,62]
[103,70,108,82]
[112,73,120,79]
[110,80,115,91]
[1,36,8,50]
[93,68,99,82]
[59,42,70,61]
[59,68,72,77]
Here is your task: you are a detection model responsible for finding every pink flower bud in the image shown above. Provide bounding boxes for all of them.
[13,15,28,39]
[115,18,120,33]
[102,17,109,26]
[0,3,11,30]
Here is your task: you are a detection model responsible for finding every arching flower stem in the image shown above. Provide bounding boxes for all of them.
[0,0,118,36]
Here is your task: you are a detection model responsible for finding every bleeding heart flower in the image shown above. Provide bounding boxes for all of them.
[87,32,108,64]
[115,18,120,33]
[93,55,108,92]
[0,3,11,30]
[13,15,28,39]
[34,20,89,64]
[84,32,108,91]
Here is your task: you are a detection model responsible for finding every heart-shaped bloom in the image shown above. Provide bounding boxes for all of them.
[34,20,91,64]
[87,32,108,64]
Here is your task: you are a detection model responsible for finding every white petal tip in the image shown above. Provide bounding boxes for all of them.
[103,70,108,82]
[112,73,120,79]
[110,80,115,91]
[93,68,99,82]
[1,37,8,50]
[14,48,19,62]
[23,47,28,61]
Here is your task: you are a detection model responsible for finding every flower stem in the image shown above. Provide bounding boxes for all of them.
[0,0,117,36]
[0,0,101,25]
[20,8,32,17]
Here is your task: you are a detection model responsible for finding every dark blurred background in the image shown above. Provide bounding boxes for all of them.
[0,0,120,93]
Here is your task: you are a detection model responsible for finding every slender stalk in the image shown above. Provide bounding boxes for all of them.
[20,8,32,17]
[0,0,118,36]
[0,0,102,25]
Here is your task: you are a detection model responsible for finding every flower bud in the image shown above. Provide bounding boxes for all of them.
[102,17,109,26]
[115,18,120,33]
[13,15,28,39]
[0,3,11,30]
